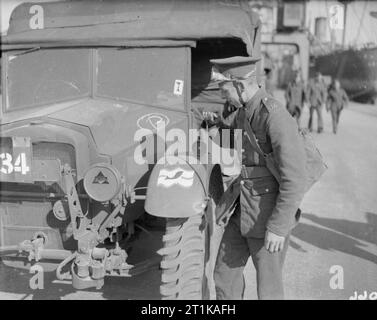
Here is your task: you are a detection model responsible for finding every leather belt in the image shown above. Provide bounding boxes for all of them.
[241,165,272,179]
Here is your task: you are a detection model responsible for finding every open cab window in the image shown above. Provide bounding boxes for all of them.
[96,47,187,110]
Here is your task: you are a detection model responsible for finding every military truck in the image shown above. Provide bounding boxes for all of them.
[0,0,261,299]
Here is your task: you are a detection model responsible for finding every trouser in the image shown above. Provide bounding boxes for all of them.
[214,216,290,300]
[330,107,342,134]
[308,105,323,132]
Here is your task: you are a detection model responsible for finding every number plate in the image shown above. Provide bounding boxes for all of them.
[0,137,33,183]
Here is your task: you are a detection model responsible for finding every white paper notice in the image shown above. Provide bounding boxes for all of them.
[173,80,184,96]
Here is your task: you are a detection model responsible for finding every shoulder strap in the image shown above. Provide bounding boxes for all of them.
[238,108,266,158]
[238,107,281,182]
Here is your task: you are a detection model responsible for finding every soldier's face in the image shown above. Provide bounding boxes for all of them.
[219,81,243,109]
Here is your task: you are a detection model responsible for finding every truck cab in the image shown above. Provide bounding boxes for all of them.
[0,0,260,299]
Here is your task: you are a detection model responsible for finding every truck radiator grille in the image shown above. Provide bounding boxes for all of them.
[32,142,76,170]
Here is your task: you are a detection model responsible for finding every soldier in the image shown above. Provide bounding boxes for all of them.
[307,72,327,133]
[205,56,306,300]
[285,71,306,126]
[326,79,349,134]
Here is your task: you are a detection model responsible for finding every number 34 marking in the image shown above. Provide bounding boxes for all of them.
[0,153,30,175]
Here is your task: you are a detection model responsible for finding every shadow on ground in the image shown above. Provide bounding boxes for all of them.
[290,212,377,264]
[0,227,164,300]
[0,261,162,300]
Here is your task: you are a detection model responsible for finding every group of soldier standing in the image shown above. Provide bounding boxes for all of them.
[284,70,349,134]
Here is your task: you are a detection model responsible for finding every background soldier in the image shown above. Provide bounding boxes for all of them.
[307,72,327,133]
[285,71,306,126]
[206,56,306,300]
[262,56,274,96]
[326,79,349,134]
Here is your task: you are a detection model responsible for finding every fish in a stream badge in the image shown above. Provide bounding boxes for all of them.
[157,167,194,188]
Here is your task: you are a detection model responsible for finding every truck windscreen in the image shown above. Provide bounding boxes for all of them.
[5,48,91,110]
[5,47,187,111]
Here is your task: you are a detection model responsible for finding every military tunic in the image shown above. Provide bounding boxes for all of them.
[216,88,307,238]
[327,87,348,110]
[307,79,327,132]
[285,80,306,121]
[327,86,348,133]
[307,79,327,107]
[214,88,307,300]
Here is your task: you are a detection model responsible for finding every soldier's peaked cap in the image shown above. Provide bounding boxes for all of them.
[210,56,261,81]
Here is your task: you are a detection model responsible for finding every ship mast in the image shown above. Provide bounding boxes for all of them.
[338,0,353,48]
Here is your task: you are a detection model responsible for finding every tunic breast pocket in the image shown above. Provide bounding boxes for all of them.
[243,176,279,196]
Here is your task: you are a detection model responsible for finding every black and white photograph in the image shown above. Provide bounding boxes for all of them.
[0,0,376,305]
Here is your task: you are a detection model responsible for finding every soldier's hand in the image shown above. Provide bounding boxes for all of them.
[265,230,285,253]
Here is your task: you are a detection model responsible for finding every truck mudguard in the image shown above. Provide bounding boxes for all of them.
[145,155,223,218]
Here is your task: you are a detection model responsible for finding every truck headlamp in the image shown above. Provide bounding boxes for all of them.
[83,163,121,202]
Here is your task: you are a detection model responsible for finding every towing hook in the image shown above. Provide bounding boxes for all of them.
[18,232,48,262]
[32,231,48,245]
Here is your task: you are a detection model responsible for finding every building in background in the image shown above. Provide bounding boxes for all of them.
[307,0,377,51]
[307,0,377,103]
[249,0,377,103]
[250,0,309,89]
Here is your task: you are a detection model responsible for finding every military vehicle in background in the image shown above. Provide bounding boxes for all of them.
[0,0,261,299]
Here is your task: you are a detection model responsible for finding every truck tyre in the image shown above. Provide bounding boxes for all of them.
[158,213,208,300]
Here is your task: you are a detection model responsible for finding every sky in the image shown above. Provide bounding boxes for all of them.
[0,0,60,34]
